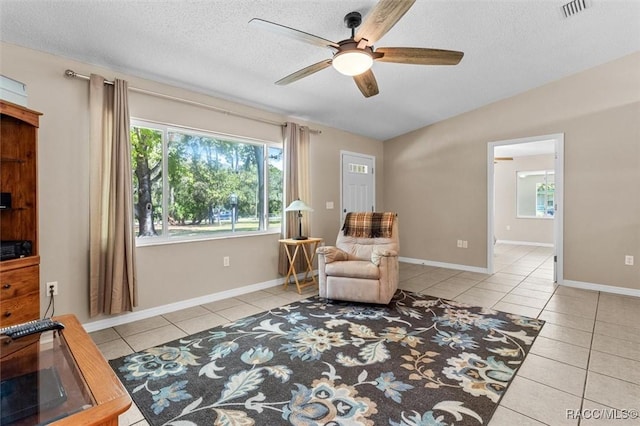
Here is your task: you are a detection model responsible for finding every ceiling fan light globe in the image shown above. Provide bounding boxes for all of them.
[332,50,373,76]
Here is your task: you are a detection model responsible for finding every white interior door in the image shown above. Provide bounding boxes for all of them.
[341,152,375,223]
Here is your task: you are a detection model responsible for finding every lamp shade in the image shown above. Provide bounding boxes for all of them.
[285,199,313,212]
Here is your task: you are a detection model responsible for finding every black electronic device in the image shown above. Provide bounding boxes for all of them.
[0,192,10,209]
[0,240,32,261]
[0,318,65,340]
[0,367,68,424]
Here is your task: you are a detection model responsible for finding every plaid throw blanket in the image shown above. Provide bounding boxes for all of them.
[342,212,396,238]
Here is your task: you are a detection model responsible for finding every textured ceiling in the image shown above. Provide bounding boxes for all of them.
[1,0,639,140]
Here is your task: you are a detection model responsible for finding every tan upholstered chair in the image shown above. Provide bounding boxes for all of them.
[316,214,399,304]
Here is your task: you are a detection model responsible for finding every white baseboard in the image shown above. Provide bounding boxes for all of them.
[399,257,489,274]
[82,271,316,333]
[82,270,639,333]
[561,279,640,298]
[496,240,554,247]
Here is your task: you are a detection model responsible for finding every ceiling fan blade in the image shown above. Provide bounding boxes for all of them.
[275,59,332,85]
[249,18,339,49]
[355,0,416,46]
[375,47,464,65]
[353,69,379,98]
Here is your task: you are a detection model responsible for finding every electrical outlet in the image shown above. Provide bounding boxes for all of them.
[625,255,634,266]
[223,256,230,267]
[47,281,59,296]
[457,240,463,248]
[462,240,468,249]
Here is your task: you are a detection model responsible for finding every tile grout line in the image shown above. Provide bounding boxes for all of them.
[576,291,601,426]
[112,326,137,355]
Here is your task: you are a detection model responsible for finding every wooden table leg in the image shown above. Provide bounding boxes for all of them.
[282,244,300,291]
[300,240,320,286]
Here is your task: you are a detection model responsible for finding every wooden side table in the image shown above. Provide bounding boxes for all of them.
[279,237,323,294]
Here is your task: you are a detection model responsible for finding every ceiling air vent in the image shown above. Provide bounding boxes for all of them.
[562,0,588,18]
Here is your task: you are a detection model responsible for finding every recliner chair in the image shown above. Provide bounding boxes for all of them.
[316,213,399,304]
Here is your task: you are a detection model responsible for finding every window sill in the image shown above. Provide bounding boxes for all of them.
[516,216,554,220]
[135,229,282,248]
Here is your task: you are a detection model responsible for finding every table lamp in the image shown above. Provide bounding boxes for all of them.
[285,199,313,240]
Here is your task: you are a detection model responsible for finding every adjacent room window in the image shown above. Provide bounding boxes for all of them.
[516,170,555,218]
[130,120,282,242]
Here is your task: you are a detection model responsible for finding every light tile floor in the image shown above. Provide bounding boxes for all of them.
[94,243,640,426]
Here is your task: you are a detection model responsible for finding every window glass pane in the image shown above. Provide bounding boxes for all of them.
[166,130,268,237]
[131,126,163,237]
[234,143,262,233]
[268,146,283,230]
[535,182,546,217]
[544,172,555,217]
[348,163,368,174]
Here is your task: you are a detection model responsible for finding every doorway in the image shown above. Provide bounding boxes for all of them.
[487,134,564,283]
[341,151,375,223]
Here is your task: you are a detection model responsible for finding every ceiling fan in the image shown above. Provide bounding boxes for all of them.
[249,0,464,98]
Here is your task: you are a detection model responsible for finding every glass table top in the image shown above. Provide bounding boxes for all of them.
[0,329,95,425]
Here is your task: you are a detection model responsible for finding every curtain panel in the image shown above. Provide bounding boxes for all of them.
[89,74,138,316]
[278,122,311,276]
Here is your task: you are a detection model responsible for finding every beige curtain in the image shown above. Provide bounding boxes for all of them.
[297,126,311,238]
[89,74,137,316]
[278,122,311,275]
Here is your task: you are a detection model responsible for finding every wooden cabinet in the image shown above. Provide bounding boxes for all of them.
[0,100,41,327]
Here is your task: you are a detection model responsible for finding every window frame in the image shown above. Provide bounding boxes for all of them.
[130,118,283,246]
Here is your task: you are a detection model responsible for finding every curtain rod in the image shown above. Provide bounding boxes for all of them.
[64,69,321,134]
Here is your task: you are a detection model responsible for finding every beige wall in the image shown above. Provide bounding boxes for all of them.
[2,41,638,325]
[494,154,555,244]
[0,42,384,325]
[384,52,640,292]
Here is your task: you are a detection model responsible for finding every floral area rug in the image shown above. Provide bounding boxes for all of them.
[109,290,544,425]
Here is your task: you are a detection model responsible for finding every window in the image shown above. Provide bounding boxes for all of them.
[348,163,368,174]
[130,120,282,242]
[516,170,555,218]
